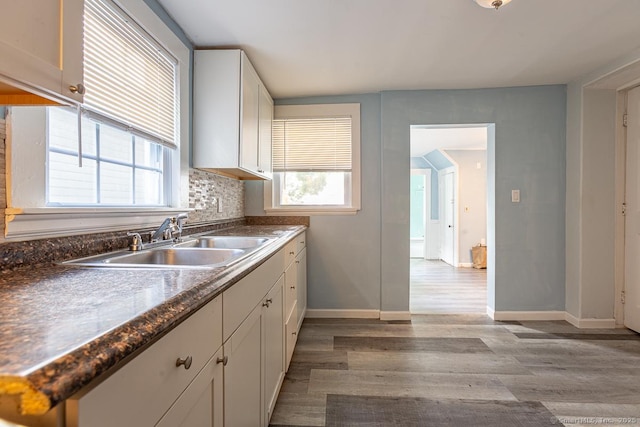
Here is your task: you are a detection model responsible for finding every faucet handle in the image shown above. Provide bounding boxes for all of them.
[127,232,144,251]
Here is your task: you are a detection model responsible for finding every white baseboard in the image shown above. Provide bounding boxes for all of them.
[458,262,473,268]
[489,310,566,321]
[305,309,380,319]
[380,311,411,321]
[565,312,616,329]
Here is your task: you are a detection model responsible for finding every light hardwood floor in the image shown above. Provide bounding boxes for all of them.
[270,316,640,427]
[410,259,487,314]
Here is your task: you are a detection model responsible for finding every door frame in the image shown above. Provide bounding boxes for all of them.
[410,169,432,259]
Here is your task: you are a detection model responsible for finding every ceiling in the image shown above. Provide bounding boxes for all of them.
[157,0,640,99]
[410,126,487,157]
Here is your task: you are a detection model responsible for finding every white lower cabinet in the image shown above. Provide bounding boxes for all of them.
[263,276,285,421]
[66,296,223,427]
[156,347,224,427]
[65,233,306,427]
[223,303,263,427]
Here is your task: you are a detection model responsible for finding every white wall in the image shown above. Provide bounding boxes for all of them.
[566,47,640,323]
[445,150,487,265]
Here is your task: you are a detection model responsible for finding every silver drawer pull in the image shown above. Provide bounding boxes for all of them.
[176,356,193,370]
[216,356,229,366]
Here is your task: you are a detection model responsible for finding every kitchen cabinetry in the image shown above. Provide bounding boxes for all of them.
[284,232,307,369]
[193,49,273,180]
[0,0,84,104]
[222,248,285,426]
[66,296,223,427]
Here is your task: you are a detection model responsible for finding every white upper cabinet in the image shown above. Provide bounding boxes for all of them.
[193,49,273,180]
[0,0,84,104]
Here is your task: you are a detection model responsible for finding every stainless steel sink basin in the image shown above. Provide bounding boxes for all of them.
[64,234,274,269]
[65,247,246,269]
[105,248,244,266]
[179,236,271,250]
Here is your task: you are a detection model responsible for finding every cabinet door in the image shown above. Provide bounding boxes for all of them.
[264,276,285,422]
[258,84,273,178]
[224,304,263,427]
[296,247,307,332]
[155,347,224,427]
[240,54,260,174]
[0,0,83,103]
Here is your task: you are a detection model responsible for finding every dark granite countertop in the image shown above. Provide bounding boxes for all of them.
[0,225,306,416]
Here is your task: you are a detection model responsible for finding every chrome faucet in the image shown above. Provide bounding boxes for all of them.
[127,213,189,251]
[150,213,189,243]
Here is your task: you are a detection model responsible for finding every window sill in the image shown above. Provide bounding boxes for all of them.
[264,207,359,216]
[4,207,192,241]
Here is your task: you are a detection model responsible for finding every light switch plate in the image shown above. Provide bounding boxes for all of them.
[511,189,520,203]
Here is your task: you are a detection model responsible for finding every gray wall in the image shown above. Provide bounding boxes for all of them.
[248,86,566,315]
[246,93,382,311]
[380,86,567,313]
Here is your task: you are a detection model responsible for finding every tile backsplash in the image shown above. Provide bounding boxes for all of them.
[188,169,244,223]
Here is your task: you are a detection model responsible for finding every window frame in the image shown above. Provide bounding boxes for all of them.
[264,103,361,215]
[4,0,190,241]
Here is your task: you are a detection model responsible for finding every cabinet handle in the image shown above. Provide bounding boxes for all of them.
[263,301,270,308]
[290,286,295,289]
[289,251,295,255]
[69,83,86,95]
[300,241,305,244]
[216,356,228,366]
[295,260,300,264]
[292,331,297,336]
[266,298,273,304]
[258,169,265,173]
[176,356,193,370]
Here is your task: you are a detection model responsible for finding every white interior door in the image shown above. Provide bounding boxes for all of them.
[625,86,640,333]
[441,171,455,266]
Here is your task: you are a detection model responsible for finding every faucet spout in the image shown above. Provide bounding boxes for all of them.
[150,217,173,242]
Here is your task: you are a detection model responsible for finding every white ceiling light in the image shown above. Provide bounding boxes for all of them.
[474,0,512,10]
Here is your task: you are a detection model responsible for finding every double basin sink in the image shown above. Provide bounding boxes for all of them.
[64,236,274,269]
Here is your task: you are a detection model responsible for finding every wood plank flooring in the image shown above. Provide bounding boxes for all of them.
[270,317,640,427]
[410,259,486,314]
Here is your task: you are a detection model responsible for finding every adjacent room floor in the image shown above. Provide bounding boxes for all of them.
[269,316,640,427]
[410,259,487,314]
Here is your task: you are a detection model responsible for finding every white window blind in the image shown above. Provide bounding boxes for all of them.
[84,0,178,148]
[272,117,352,172]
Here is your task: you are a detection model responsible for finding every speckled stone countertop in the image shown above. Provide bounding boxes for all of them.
[0,225,306,416]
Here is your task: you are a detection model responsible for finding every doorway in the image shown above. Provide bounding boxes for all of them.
[409,125,489,314]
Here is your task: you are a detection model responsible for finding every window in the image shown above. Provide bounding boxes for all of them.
[5,0,190,240]
[47,107,169,206]
[265,103,361,215]
[43,0,177,208]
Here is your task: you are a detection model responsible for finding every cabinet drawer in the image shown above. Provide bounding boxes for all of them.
[284,261,297,320]
[223,249,284,341]
[285,304,298,371]
[67,296,222,427]
[296,232,306,254]
[283,238,297,268]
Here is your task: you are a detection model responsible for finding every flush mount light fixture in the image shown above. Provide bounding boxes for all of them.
[474,0,512,9]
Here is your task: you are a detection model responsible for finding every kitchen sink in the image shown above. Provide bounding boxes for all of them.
[177,236,272,250]
[64,247,247,269]
[64,235,275,269]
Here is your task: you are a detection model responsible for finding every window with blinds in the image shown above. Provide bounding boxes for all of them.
[267,103,361,213]
[272,118,352,172]
[84,0,178,148]
[45,0,176,207]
